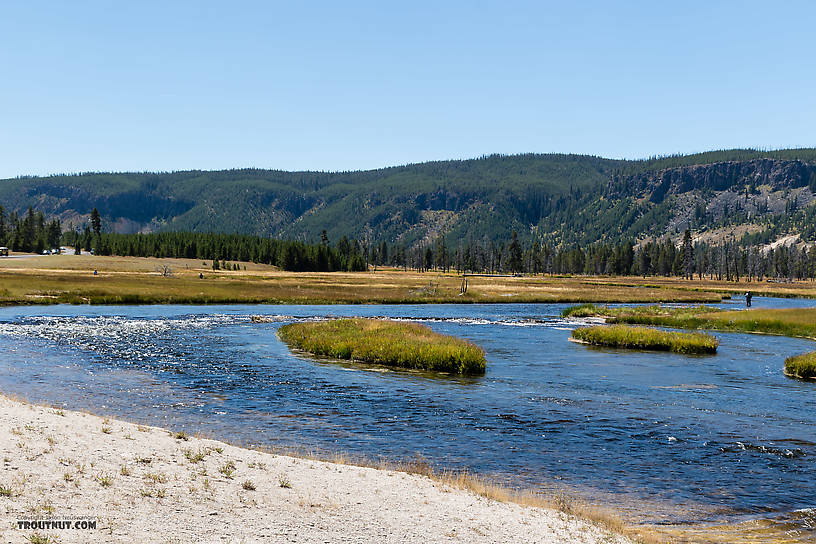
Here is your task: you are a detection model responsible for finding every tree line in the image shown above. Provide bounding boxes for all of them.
[0,206,366,272]
[2,205,815,281]
[0,206,62,253]
[370,229,816,282]
[80,230,368,272]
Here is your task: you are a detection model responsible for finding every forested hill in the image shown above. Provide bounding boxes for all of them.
[2,149,816,247]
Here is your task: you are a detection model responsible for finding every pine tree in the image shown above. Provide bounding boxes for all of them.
[90,208,102,236]
[508,231,523,273]
[681,229,694,280]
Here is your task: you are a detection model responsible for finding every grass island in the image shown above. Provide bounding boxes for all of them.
[784,352,816,380]
[277,318,487,375]
[571,324,719,354]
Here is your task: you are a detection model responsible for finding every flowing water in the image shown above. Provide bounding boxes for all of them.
[1,297,815,530]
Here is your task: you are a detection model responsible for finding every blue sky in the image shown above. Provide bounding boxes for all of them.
[1,1,814,178]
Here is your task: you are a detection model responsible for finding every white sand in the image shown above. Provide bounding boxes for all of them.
[0,395,631,543]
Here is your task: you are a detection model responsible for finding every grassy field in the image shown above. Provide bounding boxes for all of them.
[578,275,816,300]
[784,352,816,379]
[572,324,719,354]
[3,253,816,306]
[563,304,816,340]
[277,318,487,374]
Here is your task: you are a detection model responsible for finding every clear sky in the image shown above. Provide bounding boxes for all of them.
[1,1,814,178]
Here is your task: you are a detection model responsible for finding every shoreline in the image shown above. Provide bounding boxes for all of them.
[0,393,638,543]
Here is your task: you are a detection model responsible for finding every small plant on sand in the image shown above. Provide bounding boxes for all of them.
[241,480,256,491]
[219,461,236,479]
[173,431,189,441]
[144,472,168,484]
[203,478,210,491]
[0,485,13,497]
[119,465,131,476]
[26,534,57,544]
[63,472,73,483]
[97,474,113,487]
[784,351,816,380]
[278,475,292,489]
[39,501,55,515]
[137,425,149,432]
[183,448,208,463]
[136,457,152,464]
[54,410,65,417]
[101,425,112,434]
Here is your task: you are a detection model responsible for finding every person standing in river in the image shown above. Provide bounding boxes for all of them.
[745,291,752,307]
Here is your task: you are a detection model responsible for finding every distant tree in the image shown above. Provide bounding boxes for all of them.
[90,208,102,236]
[507,231,523,273]
[681,229,694,280]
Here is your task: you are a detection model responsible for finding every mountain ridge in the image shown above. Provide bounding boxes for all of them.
[2,149,815,247]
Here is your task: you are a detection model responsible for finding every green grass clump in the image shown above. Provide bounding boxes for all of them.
[278,318,487,375]
[784,352,816,380]
[561,303,606,318]
[572,325,718,354]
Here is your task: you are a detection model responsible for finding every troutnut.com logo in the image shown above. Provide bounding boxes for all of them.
[16,517,97,530]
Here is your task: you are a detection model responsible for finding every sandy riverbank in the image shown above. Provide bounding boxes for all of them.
[0,395,633,543]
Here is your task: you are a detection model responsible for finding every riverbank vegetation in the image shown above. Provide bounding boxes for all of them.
[563,304,816,339]
[571,325,719,354]
[277,318,487,375]
[784,352,816,379]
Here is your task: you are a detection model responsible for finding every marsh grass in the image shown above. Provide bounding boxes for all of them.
[572,325,719,354]
[784,352,816,380]
[563,304,816,340]
[278,318,487,375]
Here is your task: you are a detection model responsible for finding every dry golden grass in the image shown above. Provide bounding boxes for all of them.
[581,275,816,300]
[0,255,740,306]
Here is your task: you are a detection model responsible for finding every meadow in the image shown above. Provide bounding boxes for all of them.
[277,318,487,374]
[3,253,816,307]
[571,324,719,354]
